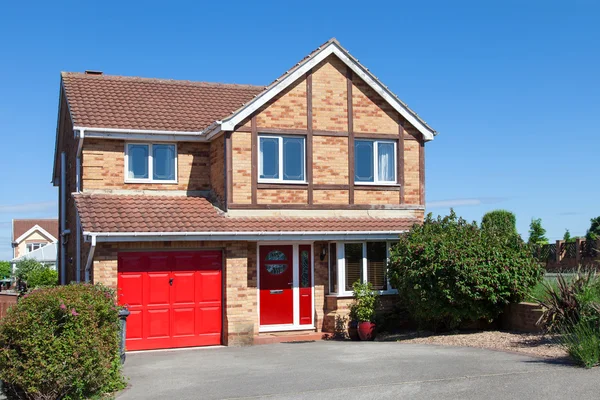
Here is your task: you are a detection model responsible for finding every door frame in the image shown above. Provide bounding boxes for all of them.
[257,242,315,332]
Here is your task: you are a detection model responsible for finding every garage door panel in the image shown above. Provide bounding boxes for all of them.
[172,308,195,337]
[146,309,170,339]
[146,273,170,306]
[197,306,221,335]
[118,250,222,351]
[197,270,221,303]
[173,272,195,305]
[118,273,144,307]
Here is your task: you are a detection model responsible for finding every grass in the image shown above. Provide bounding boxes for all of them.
[560,320,600,368]
[527,276,559,302]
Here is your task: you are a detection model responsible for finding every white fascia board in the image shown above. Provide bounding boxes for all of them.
[217,42,435,141]
[85,230,404,243]
[14,225,59,244]
[74,126,208,142]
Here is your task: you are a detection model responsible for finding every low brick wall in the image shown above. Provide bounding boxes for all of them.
[0,293,18,320]
[500,302,543,333]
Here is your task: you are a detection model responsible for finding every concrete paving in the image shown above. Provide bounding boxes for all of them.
[118,341,600,400]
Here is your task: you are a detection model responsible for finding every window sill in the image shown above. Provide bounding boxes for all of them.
[326,289,398,298]
[354,182,399,186]
[124,179,179,185]
[257,180,308,186]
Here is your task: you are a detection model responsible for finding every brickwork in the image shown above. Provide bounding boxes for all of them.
[404,139,421,204]
[231,132,252,204]
[210,135,225,205]
[256,78,307,129]
[352,74,399,134]
[322,295,398,334]
[313,242,329,331]
[256,189,308,204]
[500,302,543,333]
[0,294,17,321]
[354,190,400,205]
[313,136,348,185]
[312,189,349,204]
[312,56,348,132]
[82,139,211,191]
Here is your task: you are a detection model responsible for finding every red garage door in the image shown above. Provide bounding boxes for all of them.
[117,250,222,351]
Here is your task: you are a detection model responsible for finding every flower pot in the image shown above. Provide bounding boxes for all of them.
[357,321,376,341]
[348,320,360,341]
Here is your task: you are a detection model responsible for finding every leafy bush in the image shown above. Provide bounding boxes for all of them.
[0,261,11,279]
[13,259,45,282]
[559,319,600,368]
[528,218,548,245]
[536,270,600,333]
[586,216,600,241]
[26,267,58,289]
[481,210,517,238]
[388,211,542,330]
[349,281,379,323]
[0,284,126,399]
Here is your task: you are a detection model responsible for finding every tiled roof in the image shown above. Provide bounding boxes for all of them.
[74,194,418,234]
[12,219,59,242]
[61,72,265,131]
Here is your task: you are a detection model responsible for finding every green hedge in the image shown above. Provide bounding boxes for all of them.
[0,284,126,399]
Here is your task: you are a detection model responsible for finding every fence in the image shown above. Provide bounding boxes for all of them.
[535,239,600,271]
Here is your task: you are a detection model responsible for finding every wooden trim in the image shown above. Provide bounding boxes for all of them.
[404,134,419,141]
[398,117,405,204]
[355,132,400,140]
[228,203,424,210]
[251,117,258,205]
[238,126,308,135]
[306,70,314,205]
[258,183,308,190]
[225,131,233,209]
[313,184,349,190]
[419,139,425,205]
[354,185,401,192]
[347,66,354,205]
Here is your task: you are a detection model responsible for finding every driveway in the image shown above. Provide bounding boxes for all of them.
[118,341,599,400]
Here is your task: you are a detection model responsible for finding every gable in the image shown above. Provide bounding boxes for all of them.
[12,220,59,243]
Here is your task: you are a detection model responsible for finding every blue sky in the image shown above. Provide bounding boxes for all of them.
[0,0,598,260]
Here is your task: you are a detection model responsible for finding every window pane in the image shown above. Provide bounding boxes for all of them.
[354,140,374,182]
[259,137,279,179]
[300,250,310,288]
[377,142,395,182]
[128,144,149,179]
[329,243,337,294]
[152,144,176,181]
[345,243,363,291]
[367,242,387,290]
[283,137,305,181]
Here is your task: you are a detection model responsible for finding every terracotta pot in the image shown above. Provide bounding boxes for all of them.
[347,320,360,341]
[357,321,376,341]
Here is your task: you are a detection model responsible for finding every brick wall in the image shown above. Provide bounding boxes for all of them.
[312,56,348,132]
[232,132,252,204]
[256,78,307,129]
[313,136,348,185]
[257,189,308,204]
[500,302,543,333]
[210,135,225,206]
[82,139,211,191]
[0,293,17,321]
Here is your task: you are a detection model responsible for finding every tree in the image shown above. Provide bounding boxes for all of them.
[0,261,11,280]
[586,216,600,241]
[564,229,572,243]
[481,210,518,238]
[528,218,548,245]
[388,210,542,330]
[14,259,44,282]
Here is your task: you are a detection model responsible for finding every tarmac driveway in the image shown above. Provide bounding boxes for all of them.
[118,341,599,400]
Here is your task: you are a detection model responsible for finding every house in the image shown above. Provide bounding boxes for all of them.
[11,219,58,260]
[52,39,437,350]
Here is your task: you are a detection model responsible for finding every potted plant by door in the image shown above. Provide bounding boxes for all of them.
[347,306,360,341]
[350,281,379,341]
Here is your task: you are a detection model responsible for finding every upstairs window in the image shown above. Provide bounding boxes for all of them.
[26,242,46,253]
[354,140,396,184]
[259,135,305,183]
[125,143,177,183]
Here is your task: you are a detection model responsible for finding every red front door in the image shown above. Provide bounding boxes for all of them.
[118,251,222,351]
[260,245,293,325]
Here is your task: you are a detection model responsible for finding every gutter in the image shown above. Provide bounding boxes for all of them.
[84,234,96,283]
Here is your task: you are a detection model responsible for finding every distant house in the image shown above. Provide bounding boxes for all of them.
[11,219,59,261]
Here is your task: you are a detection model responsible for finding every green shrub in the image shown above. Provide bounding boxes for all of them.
[0,284,126,399]
[559,319,600,368]
[535,270,600,333]
[349,281,379,323]
[0,261,11,279]
[481,209,517,238]
[13,259,45,282]
[26,267,58,289]
[388,210,542,330]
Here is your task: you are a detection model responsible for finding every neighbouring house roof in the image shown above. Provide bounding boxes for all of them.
[11,242,57,264]
[74,194,418,239]
[61,72,265,132]
[12,219,59,243]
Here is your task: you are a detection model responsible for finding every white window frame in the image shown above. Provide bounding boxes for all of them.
[258,135,307,184]
[124,142,178,184]
[329,241,397,297]
[26,242,46,253]
[354,139,398,185]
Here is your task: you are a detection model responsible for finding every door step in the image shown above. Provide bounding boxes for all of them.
[254,330,324,345]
